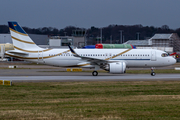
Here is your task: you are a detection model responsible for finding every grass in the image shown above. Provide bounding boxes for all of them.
[0,81,180,119]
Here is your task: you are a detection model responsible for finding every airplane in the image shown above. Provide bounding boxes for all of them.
[6,21,176,76]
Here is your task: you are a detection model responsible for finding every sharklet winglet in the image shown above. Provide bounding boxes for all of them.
[68,45,80,57]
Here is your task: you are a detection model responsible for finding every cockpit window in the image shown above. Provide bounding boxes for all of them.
[161,53,168,57]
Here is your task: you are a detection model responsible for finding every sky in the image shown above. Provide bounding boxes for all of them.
[0,0,180,29]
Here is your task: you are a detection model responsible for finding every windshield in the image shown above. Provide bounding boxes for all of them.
[161,53,169,57]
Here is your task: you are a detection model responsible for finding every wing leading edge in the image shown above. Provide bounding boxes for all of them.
[68,45,129,65]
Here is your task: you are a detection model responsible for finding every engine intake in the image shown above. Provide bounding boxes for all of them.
[108,62,126,74]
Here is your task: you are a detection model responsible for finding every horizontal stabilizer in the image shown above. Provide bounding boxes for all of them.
[6,50,29,56]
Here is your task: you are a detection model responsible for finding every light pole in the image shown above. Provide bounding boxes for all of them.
[110,35,112,44]
[84,30,87,46]
[4,36,6,43]
[119,30,123,44]
[100,28,102,43]
[64,32,67,36]
[123,35,125,43]
[137,32,140,40]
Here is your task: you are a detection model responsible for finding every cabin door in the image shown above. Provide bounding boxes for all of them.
[38,50,44,61]
[151,51,156,61]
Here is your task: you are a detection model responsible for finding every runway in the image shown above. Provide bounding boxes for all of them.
[0,63,179,82]
[1,74,180,82]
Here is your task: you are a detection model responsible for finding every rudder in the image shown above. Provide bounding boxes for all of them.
[8,21,42,51]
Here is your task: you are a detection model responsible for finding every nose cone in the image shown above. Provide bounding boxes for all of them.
[170,57,176,65]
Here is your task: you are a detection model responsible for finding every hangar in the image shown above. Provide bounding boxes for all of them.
[125,33,180,53]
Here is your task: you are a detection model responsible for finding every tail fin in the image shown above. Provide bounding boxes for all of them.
[8,21,42,51]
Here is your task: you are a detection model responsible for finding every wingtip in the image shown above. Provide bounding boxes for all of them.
[68,45,80,57]
[68,45,75,54]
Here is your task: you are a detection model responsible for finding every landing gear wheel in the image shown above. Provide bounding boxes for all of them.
[92,71,98,76]
[150,67,156,76]
[151,72,156,76]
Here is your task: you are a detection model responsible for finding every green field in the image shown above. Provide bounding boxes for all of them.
[1,81,180,120]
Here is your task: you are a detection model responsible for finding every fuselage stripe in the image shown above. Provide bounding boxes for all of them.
[6,50,71,59]
[13,46,52,53]
[73,49,132,67]
[10,28,28,36]
[112,59,150,60]
[105,49,132,60]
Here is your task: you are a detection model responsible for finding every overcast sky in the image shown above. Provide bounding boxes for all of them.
[0,0,180,29]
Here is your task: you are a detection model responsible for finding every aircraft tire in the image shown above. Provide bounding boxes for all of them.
[151,72,156,76]
[92,71,98,76]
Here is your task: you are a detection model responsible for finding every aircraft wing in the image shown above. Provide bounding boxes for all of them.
[78,56,108,64]
[68,45,113,65]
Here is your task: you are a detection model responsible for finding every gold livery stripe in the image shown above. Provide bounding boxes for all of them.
[11,36,35,44]
[105,49,132,60]
[14,46,52,53]
[6,50,70,59]
[6,48,131,67]
[10,28,28,36]
[77,63,90,67]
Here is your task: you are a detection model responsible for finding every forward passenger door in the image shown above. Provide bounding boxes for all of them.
[151,51,156,61]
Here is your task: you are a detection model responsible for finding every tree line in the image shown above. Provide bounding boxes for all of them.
[1,24,180,45]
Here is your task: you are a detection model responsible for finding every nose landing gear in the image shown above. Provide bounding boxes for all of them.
[92,71,98,76]
[151,67,156,76]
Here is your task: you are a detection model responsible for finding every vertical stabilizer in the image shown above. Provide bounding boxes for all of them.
[8,21,43,51]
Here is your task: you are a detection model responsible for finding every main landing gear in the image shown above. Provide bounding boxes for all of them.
[151,67,156,76]
[92,71,98,76]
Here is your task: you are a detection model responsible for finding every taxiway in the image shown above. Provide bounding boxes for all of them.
[1,74,180,82]
[0,62,179,82]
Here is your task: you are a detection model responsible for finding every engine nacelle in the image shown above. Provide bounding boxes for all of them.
[109,62,126,74]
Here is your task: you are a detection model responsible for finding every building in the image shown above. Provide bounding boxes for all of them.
[125,33,180,53]
[49,29,86,48]
[150,33,180,52]
[0,34,13,43]
[49,36,73,48]
[49,36,85,48]
[0,34,49,45]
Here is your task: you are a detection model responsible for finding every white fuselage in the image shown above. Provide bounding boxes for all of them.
[19,48,176,68]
